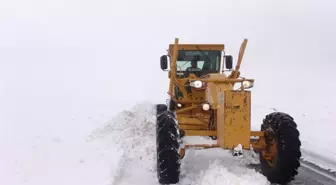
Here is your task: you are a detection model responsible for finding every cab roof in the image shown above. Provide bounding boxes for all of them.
[168,44,225,55]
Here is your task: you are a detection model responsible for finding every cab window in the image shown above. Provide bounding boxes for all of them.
[176,50,221,77]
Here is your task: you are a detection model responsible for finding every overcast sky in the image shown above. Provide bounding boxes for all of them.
[0,0,335,133]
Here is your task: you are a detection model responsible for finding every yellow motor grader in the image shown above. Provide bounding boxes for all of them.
[156,38,301,184]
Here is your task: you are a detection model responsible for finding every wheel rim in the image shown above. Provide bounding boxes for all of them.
[264,137,279,168]
[266,147,278,168]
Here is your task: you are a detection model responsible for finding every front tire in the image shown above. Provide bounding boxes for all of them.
[260,112,301,184]
[156,110,180,184]
[156,104,167,116]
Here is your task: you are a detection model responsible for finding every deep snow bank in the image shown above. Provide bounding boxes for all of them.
[90,102,158,185]
[91,102,269,185]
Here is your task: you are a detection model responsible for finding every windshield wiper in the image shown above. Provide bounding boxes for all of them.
[196,46,212,64]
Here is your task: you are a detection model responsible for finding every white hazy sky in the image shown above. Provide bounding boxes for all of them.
[0,0,335,132]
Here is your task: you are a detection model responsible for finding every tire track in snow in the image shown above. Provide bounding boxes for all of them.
[300,161,336,183]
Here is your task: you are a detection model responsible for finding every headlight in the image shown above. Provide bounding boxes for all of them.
[242,80,254,89]
[202,103,210,111]
[190,80,203,88]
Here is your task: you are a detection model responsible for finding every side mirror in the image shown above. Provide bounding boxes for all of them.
[160,55,168,70]
[225,55,233,69]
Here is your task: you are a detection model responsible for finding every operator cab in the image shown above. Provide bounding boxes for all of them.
[160,43,233,78]
[176,50,221,78]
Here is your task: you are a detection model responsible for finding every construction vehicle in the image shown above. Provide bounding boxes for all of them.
[156,38,301,185]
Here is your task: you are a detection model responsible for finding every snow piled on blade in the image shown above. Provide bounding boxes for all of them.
[90,102,270,185]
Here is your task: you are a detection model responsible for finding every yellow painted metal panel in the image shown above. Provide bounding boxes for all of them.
[178,124,209,130]
[168,44,224,54]
[223,90,251,149]
[177,117,204,125]
[216,91,226,148]
[184,130,217,136]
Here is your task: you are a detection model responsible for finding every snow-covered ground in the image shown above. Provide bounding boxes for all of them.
[2,100,334,185]
[90,102,270,185]
[85,99,336,184]
[0,134,121,185]
[1,0,336,184]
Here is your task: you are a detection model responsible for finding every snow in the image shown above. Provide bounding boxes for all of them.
[90,102,270,185]
[1,0,336,184]
[0,133,121,185]
[182,136,217,145]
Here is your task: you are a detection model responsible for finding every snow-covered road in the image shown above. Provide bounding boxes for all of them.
[91,102,270,185]
[1,101,335,185]
[88,102,336,185]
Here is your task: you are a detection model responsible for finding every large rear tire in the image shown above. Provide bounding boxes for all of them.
[260,112,301,185]
[156,110,180,184]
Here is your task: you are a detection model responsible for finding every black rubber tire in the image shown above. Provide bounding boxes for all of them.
[156,104,167,116]
[259,112,301,185]
[156,110,180,184]
[156,104,167,136]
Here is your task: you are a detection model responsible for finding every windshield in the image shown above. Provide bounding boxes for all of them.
[176,50,221,77]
